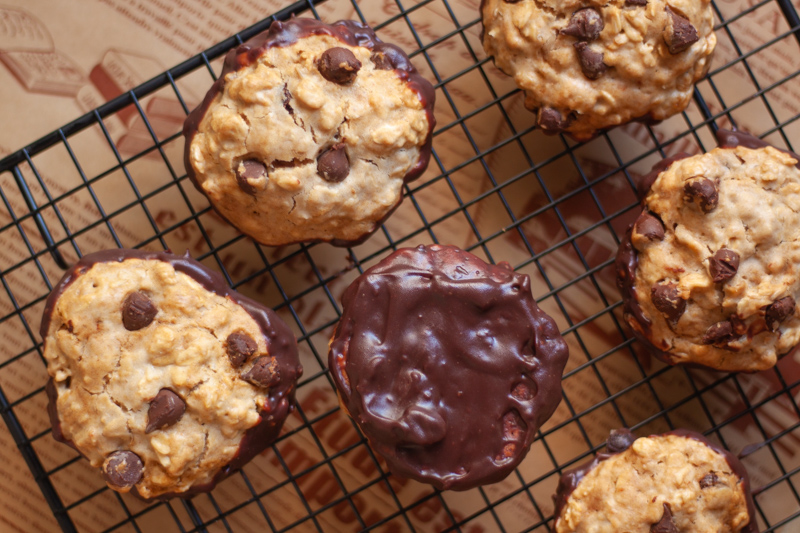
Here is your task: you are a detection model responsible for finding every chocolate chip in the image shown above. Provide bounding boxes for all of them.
[701,320,735,345]
[317,47,361,84]
[651,282,686,322]
[560,8,604,41]
[606,428,637,453]
[709,249,739,283]
[317,144,350,183]
[226,331,257,368]
[242,356,281,388]
[370,51,393,70]
[626,0,647,5]
[765,296,795,331]
[235,159,267,195]
[145,389,185,434]
[650,503,678,533]
[664,8,699,55]
[574,42,607,79]
[103,451,143,490]
[683,178,718,213]
[538,107,569,133]
[699,472,720,488]
[122,292,157,331]
[634,212,665,241]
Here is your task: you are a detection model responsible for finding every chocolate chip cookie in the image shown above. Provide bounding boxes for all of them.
[328,244,569,490]
[42,249,301,499]
[616,129,800,372]
[481,0,716,140]
[553,429,756,532]
[184,19,435,246]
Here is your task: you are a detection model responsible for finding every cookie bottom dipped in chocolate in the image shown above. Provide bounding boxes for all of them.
[41,249,302,500]
[616,129,800,372]
[328,244,569,490]
[553,428,757,533]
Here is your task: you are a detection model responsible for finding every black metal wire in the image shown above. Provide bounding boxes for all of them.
[2,0,800,531]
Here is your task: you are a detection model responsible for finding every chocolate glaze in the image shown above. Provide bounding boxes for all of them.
[183,18,436,248]
[616,130,800,371]
[553,428,758,532]
[41,248,302,501]
[328,244,569,490]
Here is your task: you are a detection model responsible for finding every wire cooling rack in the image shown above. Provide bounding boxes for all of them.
[2,0,800,531]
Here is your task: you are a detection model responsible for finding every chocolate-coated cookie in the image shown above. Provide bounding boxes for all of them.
[328,244,569,490]
[553,429,756,532]
[616,130,800,372]
[184,19,435,246]
[42,249,302,499]
[481,0,716,140]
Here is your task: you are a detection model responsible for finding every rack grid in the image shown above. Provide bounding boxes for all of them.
[2,0,800,531]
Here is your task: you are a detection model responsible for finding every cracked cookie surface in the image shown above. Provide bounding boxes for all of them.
[554,430,755,532]
[481,0,716,140]
[184,19,435,246]
[42,249,301,499]
[617,142,800,372]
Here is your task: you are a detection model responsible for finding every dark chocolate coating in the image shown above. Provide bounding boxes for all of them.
[615,129,798,371]
[183,18,436,248]
[328,244,569,490]
[41,248,302,500]
[552,428,758,533]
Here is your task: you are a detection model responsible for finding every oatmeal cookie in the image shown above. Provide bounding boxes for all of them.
[42,249,301,499]
[481,0,716,140]
[553,429,756,532]
[616,129,800,372]
[184,19,435,246]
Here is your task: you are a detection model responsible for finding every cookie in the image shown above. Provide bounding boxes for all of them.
[616,129,800,372]
[184,19,435,246]
[328,244,569,490]
[553,428,757,532]
[41,249,302,499]
[481,0,716,140]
